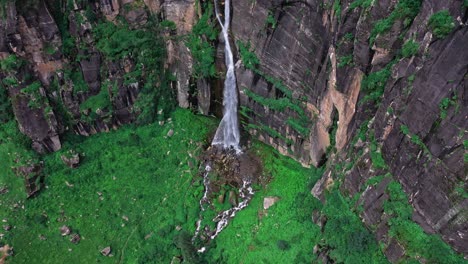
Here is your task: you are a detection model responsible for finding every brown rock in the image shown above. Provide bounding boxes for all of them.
[263,196,280,210]
[100,246,111,256]
[70,233,80,244]
[61,150,80,168]
[60,225,71,236]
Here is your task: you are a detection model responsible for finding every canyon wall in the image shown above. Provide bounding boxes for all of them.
[0,0,466,261]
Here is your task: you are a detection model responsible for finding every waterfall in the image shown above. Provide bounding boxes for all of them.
[192,1,252,250]
[211,0,241,152]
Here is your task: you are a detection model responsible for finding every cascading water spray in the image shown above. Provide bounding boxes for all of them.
[211,0,241,152]
[193,1,254,248]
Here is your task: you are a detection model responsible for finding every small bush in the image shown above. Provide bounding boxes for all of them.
[237,41,260,71]
[277,240,290,251]
[337,54,353,68]
[428,10,455,39]
[186,3,218,79]
[0,54,22,72]
[401,39,419,58]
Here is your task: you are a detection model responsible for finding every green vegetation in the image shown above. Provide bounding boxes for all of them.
[369,133,387,169]
[237,41,260,71]
[64,69,89,95]
[243,89,300,114]
[337,54,353,68]
[350,0,373,10]
[206,143,325,263]
[320,191,388,263]
[237,41,310,138]
[0,55,18,122]
[0,109,357,264]
[265,11,277,29]
[93,18,175,124]
[0,54,22,72]
[463,140,468,163]
[186,3,219,79]
[0,109,216,264]
[361,62,395,105]
[383,180,465,263]
[428,10,456,39]
[401,39,419,58]
[79,86,112,114]
[333,0,342,20]
[438,94,458,120]
[21,81,45,109]
[0,83,12,123]
[370,0,422,44]
[400,125,431,156]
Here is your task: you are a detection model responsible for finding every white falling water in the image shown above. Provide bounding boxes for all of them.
[211,0,241,152]
[192,1,253,249]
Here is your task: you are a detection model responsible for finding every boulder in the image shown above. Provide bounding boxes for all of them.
[263,196,280,210]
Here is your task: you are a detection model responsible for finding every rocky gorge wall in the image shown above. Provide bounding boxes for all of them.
[0,0,467,262]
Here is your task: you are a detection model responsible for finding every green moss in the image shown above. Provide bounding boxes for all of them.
[428,10,456,39]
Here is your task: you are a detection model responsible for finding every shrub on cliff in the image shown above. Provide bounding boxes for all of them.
[0,85,12,123]
[428,10,455,39]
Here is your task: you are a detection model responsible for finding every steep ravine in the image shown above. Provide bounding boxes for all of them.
[0,0,467,263]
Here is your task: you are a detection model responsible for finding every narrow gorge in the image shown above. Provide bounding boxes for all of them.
[0,0,466,263]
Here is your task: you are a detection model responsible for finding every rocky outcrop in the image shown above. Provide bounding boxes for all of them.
[224,0,467,260]
[163,0,196,108]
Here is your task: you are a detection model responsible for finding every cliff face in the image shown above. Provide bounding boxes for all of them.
[0,0,467,261]
[228,0,467,259]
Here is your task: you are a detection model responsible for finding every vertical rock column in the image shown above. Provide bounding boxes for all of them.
[163,0,196,109]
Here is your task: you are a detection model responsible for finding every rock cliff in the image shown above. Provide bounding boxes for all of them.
[0,0,466,261]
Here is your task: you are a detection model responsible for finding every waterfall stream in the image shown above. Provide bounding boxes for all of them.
[193,1,254,250]
[211,0,241,152]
